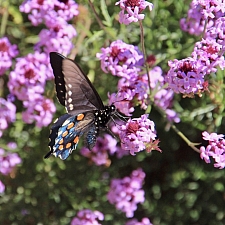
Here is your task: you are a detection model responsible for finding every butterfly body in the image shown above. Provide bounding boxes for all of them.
[45,52,115,160]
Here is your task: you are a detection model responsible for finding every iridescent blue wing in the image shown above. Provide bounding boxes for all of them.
[84,124,99,149]
[45,114,71,159]
[46,112,96,160]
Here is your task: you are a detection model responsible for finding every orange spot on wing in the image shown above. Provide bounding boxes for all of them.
[62,130,68,137]
[59,145,64,150]
[67,122,74,130]
[66,143,72,148]
[59,139,64,144]
[73,136,79,144]
[77,114,84,121]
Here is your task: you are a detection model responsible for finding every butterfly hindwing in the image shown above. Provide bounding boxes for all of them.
[48,113,95,160]
[45,114,71,159]
[84,124,98,149]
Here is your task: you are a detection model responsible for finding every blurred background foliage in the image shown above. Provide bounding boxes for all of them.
[0,0,225,224]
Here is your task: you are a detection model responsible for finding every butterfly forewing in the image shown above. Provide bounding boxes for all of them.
[49,52,66,106]
[50,52,104,115]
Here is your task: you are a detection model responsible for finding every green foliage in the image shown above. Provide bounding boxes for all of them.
[0,0,225,225]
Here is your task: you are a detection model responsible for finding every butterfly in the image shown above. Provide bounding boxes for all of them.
[44,52,116,160]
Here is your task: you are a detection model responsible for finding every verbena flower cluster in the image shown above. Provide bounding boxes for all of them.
[0,98,16,137]
[116,0,153,25]
[0,143,21,193]
[96,40,144,79]
[20,0,78,55]
[20,0,78,26]
[0,147,21,175]
[0,37,19,76]
[180,0,225,36]
[70,209,104,225]
[119,114,161,155]
[107,168,145,218]
[200,131,225,169]
[167,1,225,97]
[8,52,56,127]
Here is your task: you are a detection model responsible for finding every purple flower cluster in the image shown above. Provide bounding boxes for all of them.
[0,37,19,76]
[118,114,161,155]
[7,52,56,127]
[170,2,225,97]
[22,96,56,128]
[180,0,225,36]
[107,168,145,218]
[70,209,104,225]
[205,17,225,47]
[200,131,225,169]
[8,52,52,101]
[96,40,144,79]
[109,75,149,116]
[80,134,122,166]
[0,98,16,137]
[126,217,153,225]
[35,20,77,55]
[192,38,225,74]
[20,0,79,26]
[20,0,78,55]
[0,147,21,175]
[165,57,207,97]
[116,0,153,25]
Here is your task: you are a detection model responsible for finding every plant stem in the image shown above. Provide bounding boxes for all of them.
[0,1,9,37]
[139,20,151,93]
[171,124,201,153]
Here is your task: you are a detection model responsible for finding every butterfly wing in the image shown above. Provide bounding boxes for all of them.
[46,112,96,160]
[50,52,104,115]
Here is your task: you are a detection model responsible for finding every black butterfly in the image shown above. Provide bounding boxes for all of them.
[44,52,116,160]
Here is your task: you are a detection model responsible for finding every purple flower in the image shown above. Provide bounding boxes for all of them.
[0,37,19,76]
[109,74,149,116]
[192,0,225,20]
[107,168,145,218]
[71,209,104,225]
[204,16,225,52]
[192,38,225,74]
[126,217,153,225]
[0,98,16,137]
[8,52,52,101]
[20,0,79,27]
[80,134,122,166]
[116,0,153,25]
[0,148,21,175]
[165,57,207,97]
[180,0,225,36]
[0,180,5,193]
[200,131,225,169]
[35,21,77,55]
[22,96,56,128]
[96,40,144,79]
[118,114,161,155]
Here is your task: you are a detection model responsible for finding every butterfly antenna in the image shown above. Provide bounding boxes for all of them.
[113,111,129,122]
